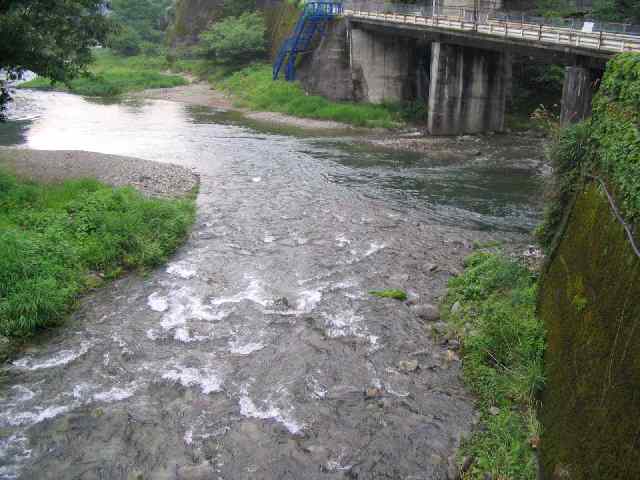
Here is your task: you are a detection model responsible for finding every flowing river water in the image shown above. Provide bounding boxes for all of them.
[0,90,544,479]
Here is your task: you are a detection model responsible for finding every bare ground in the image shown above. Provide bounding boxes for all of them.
[131,82,357,131]
[0,148,199,198]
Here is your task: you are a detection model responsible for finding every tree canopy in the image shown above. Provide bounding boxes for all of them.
[0,0,113,117]
[0,0,112,82]
[199,11,266,65]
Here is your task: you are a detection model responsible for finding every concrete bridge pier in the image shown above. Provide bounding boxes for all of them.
[427,42,509,135]
[350,27,416,103]
[560,66,597,126]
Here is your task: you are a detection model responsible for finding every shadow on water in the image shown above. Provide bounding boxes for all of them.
[0,120,31,146]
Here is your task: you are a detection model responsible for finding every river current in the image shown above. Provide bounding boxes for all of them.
[0,90,543,479]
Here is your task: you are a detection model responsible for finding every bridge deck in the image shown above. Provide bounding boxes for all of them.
[344,8,640,56]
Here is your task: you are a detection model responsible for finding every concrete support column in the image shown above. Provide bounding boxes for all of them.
[560,66,594,126]
[427,42,508,135]
[350,28,415,104]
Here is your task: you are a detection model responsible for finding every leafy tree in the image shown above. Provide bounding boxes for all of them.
[107,0,171,56]
[199,12,266,65]
[0,0,112,118]
[109,27,143,56]
[592,0,640,22]
[222,0,257,18]
[109,0,171,41]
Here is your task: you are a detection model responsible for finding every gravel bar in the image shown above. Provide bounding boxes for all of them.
[0,148,199,198]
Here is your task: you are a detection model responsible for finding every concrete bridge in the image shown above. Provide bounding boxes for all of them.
[298,0,640,134]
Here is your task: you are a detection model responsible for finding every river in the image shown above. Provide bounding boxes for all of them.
[0,90,544,479]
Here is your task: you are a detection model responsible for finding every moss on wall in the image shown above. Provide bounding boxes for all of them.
[167,0,225,46]
[167,0,298,58]
[539,183,640,479]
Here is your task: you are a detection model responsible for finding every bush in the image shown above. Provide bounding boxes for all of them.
[0,169,195,337]
[199,12,266,65]
[537,52,640,250]
[140,41,164,57]
[108,28,143,56]
[19,49,186,96]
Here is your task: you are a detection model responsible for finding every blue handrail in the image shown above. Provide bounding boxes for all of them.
[273,2,343,81]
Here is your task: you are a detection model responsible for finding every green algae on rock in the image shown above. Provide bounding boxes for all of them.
[369,289,408,301]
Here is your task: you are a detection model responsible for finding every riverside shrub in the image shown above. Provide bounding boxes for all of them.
[199,12,267,65]
[0,169,195,337]
[537,52,640,249]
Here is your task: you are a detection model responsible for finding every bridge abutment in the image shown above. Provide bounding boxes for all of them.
[350,27,416,103]
[427,42,509,135]
[560,66,596,126]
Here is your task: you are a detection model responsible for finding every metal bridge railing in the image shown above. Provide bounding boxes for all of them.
[342,0,640,53]
[343,1,640,37]
[303,1,344,17]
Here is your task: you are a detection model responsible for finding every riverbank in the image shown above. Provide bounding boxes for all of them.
[0,148,199,198]
[18,50,187,96]
[441,251,545,479]
[0,148,198,360]
[131,81,359,131]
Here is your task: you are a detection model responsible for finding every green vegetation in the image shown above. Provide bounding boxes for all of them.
[537,52,640,249]
[108,0,171,56]
[218,64,401,128]
[199,12,267,65]
[0,169,195,337]
[0,0,112,117]
[442,252,545,480]
[369,289,408,301]
[19,50,186,97]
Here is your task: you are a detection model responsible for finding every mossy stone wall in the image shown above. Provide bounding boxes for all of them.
[262,2,301,59]
[167,0,298,57]
[168,0,225,45]
[539,183,640,479]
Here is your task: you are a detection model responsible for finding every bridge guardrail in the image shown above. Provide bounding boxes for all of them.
[342,1,640,54]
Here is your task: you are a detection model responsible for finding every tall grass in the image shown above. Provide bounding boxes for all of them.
[217,64,402,128]
[19,49,187,97]
[0,169,195,337]
[442,252,546,480]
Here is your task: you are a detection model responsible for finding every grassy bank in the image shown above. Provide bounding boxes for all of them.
[0,169,195,339]
[217,64,403,128]
[19,49,187,96]
[442,252,546,480]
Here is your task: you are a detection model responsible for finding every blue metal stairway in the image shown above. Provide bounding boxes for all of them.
[273,2,343,81]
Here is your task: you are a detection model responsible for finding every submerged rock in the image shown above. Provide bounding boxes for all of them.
[451,301,462,315]
[177,462,216,480]
[411,303,440,322]
[365,387,384,399]
[398,360,419,373]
